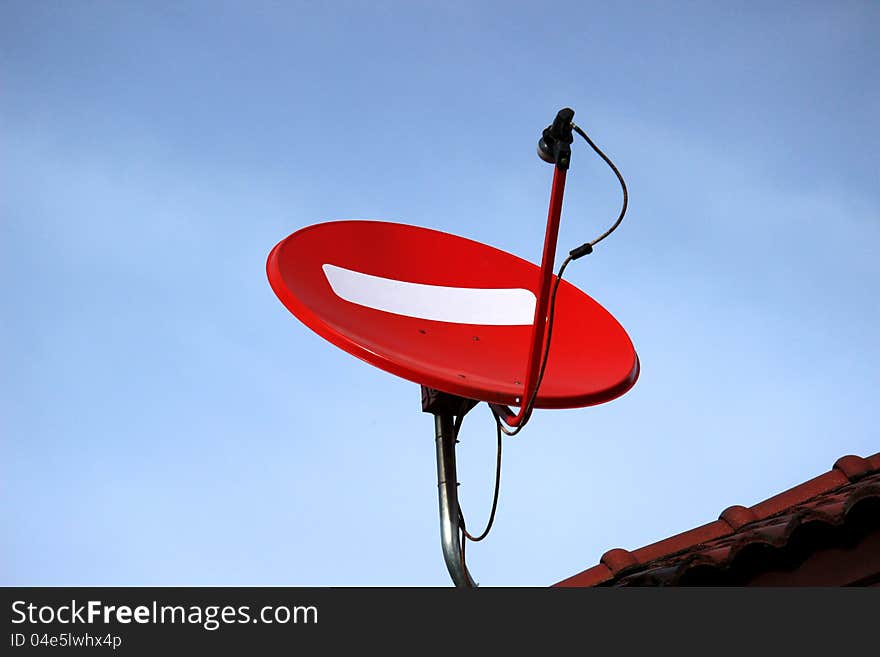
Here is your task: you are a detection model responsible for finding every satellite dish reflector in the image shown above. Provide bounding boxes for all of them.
[267,220,639,408]
[267,108,638,588]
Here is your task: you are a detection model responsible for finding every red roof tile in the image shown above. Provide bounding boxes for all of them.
[554,452,880,587]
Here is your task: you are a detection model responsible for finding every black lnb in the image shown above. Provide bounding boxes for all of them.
[537,108,575,170]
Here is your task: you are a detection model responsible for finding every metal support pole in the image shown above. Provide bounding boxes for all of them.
[504,164,567,427]
[434,413,476,588]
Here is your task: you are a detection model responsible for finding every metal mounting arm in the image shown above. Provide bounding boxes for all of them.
[421,386,479,587]
[434,414,476,588]
[503,164,567,427]
[502,108,574,428]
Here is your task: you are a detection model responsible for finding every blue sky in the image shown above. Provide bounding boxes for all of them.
[2,1,878,586]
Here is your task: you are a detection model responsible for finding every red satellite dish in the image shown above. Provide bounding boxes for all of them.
[266,108,638,588]
[267,220,638,408]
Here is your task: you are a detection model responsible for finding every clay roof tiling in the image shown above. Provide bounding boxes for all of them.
[555,452,880,586]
